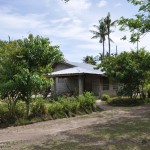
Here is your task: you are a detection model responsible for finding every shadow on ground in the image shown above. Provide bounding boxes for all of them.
[30,105,150,150]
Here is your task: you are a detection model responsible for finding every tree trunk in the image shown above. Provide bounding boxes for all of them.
[137,40,139,52]
[102,41,105,58]
[148,92,150,98]
[108,33,111,56]
[26,98,30,117]
[26,75,31,117]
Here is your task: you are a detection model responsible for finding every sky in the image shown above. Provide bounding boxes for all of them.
[0,0,150,62]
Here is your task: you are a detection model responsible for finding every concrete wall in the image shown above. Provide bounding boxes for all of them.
[99,77,117,97]
[52,76,78,95]
[84,75,117,97]
[51,63,117,97]
[52,75,117,97]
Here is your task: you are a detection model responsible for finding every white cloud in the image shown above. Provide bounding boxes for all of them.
[50,18,71,24]
[114,3,122,7]
[77,43,100,51]
[0,5,92,44]
[41,18,91,41]
[98,0,108,8]
[0,13,44,30]
[0,1,149,63]
[58,0,91,16]
[0,7,50,40]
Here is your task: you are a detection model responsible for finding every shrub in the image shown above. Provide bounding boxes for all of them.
[143,98,150,104]
[60,96,80,116]
[0,103,10,125]
[15,118,31,126]
[31,98,47,117]
[47,102,64,119]
[0,92,99,127]
[107,97,143,106]
[101,94,110,101]
[145,84,150,98]
[15,101,26,118]
[78,92,96,112]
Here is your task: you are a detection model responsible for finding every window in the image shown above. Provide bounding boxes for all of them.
[103,78,109,91]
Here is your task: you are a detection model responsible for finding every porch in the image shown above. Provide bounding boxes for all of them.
[51,74,101,97]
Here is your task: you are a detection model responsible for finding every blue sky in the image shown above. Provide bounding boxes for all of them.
[0,0,150,62]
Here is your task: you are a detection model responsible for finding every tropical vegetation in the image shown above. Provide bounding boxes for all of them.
[90,18,107,58]
[0,34,64,118]
[82,55,97,65]
[98,48,150,99]
[0,92,98,128]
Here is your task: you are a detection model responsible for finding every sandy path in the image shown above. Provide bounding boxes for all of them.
[0,102,149,148]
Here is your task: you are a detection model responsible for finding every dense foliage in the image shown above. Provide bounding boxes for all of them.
[118,0,150,43]
[82,55,97,65]
[107,97,150,106]
[0,34,64,117]
[0,92,98,128]
[99,48,150,99]
[101,94,110,101]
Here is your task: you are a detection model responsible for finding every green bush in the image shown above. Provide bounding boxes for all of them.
[78,92,96,112]
[60,96,80,116]
[101,94,110,101]
[47,92,96,118]
[0,92,99,127]
[47,102,64,119]
[15,101,26,118]
[0,103,10,125]
[15,118,31,126]
[145,84,150,98]
[143,98,150,104]
[31,98,47,117]
[107,97,143,106]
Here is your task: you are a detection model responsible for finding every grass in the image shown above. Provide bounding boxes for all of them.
[28,109,150,150]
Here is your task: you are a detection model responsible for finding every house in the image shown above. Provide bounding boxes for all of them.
[48,61,117,98]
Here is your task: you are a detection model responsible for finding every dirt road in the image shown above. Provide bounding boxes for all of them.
[0,102,149,150]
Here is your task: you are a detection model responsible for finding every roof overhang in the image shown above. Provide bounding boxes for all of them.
[48,73,106,78]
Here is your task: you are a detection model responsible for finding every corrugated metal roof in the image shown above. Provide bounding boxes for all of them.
[49,61,104,77]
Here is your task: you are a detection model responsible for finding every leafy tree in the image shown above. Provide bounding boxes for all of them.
[0,41,21,117]
[0,34,64,116]
[82,55,97,65]
[98,48,150,99]
[104,12,116,56]
[118,0,150,45]
[90,18,107,58]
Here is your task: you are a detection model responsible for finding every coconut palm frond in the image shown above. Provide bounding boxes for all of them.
[109,38,114,43]
[111,20,117,27]
[91,35,100,39]
[90,18,107,58]
[90,30,100,35]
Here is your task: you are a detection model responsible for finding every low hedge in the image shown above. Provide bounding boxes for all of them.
[0,92,99,127]
[101,94,110,101]
[107,97,145,106]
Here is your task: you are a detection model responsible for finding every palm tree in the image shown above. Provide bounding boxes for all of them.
[104,12,116,56]
[82,55,96,65]
[90,18,107,58]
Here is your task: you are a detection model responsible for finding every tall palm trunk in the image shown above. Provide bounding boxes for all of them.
[104,12,116,56]
[90,18,107,58]
[102,41,105,58]
[108,28,111,56]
